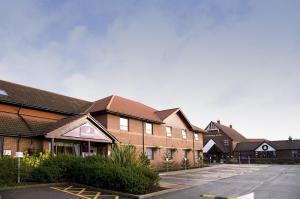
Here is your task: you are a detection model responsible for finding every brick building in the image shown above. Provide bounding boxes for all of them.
[203,120,247,162]
[234,139,300,160]
[0,80,204,168]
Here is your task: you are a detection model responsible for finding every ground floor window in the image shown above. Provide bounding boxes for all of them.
[195,150,201,160]
[182,149,188,158]
[146,148,154,160]
[255,151,276,158]
[166,149,173,160]
[292,150,298,158]
[55,142,80,156]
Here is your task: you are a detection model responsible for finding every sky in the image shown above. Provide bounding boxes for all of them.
[1,0,300,140]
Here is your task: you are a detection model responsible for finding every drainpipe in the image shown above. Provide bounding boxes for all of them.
[192,131,195,166]
[142,122,145,154]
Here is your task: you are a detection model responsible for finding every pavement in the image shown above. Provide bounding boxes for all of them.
[1,164,299,199]
[155,164,300,199]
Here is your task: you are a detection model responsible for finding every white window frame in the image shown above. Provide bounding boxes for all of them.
[194,133,199,141]
[181,129,187,139]
[145,122,153,134]
[166,126,172,137]
[146,148,154,160]
[120,117,129,131]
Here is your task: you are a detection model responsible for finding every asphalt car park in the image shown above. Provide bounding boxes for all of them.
[0,184,123,199]
[156,164,300,199]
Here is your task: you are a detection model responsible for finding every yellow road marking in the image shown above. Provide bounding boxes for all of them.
[93,192,101,199]
[50,187,91,199]
[77,188,86,195]
[64,186,73,191]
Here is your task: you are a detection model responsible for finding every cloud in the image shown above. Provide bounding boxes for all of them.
[0,0,300,140]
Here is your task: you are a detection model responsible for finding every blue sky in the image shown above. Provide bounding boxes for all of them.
[1,0,300,140]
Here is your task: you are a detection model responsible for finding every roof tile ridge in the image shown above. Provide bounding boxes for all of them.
[106,95,115,110]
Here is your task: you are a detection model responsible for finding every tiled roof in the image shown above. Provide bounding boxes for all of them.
[155,108,179,120]
[0,112,56,137]
[212,122,247,142]
[192,125,205,133]
[234,140,300,151]
[0,80,92,115]
[89,95,163,123]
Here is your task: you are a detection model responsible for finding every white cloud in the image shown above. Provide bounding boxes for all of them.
[0,1,300,140]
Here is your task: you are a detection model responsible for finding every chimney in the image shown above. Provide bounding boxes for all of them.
[229,124,232,128]
[217,120,220,124]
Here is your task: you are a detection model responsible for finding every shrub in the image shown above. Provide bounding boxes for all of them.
[181,158,190,169]
[110,145,140,167]
[0,157,17,186]
[139,152,150,167]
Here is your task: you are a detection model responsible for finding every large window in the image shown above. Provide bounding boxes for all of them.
[55,142,80,156]
[120,117,129,131]
[181,130,187,139]
[146,148,154,160]
[145,123,153,134]
[224,139,229,146]
[166,149,173,160]
[292,150,298,158]
[194,133,199,141]
[166,126,172,137]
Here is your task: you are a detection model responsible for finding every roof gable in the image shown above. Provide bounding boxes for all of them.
[206,121,247,142]
[255,142,276,152]
[45,114,117,143]
[160,109,194,130]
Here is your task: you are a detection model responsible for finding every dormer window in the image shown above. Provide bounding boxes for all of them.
[0,89,8,96]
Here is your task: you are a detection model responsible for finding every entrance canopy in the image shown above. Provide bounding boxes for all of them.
[203,139,228,153]
[45,114,117,143]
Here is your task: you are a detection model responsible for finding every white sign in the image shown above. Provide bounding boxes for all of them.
[3,150,11,156]
[16,152,23,158]
[255,143,276,152]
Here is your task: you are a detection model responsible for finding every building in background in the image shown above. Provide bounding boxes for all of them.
[234,139,300,161]
[0,80,204,169]
[203,120,247,163]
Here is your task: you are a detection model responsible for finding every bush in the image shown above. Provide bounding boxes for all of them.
[0,157,17,186]
[181,158,190,169]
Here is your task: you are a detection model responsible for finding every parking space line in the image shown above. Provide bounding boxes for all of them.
[50,185,119,199]
[93,192,101,199]
[77,188,86,195]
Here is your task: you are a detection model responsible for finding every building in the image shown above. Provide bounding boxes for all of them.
[203,120,247,162]
[0,80,204,169]
[234,139,300,161]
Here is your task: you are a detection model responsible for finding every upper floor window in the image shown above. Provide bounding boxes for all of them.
[145,122,153,134]
[224,139,229,146]
[146,148,154,160]
[194,133,199,141]
[181,130,187,139]
[120,117,129,131]
[166,126,172,137]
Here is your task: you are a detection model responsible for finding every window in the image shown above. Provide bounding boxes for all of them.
[194,150,199,160]
[182,149,188,158]
[181,130,187,139]
[224,139,229,146]
[166,126,172,137]
[194,133,199,141]
[146,148,154,160]
[145,123,153,134]
[166,149,173,160]
[292,151,298,158]
[120,117,129,131]
[0,89,8,96]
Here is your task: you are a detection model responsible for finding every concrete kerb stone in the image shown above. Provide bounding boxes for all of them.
[0,183,65,192]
